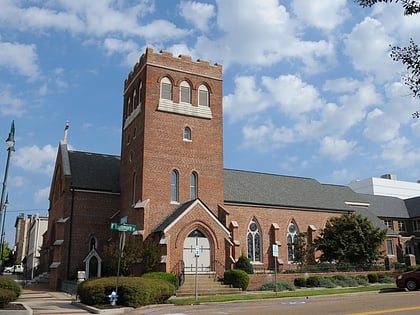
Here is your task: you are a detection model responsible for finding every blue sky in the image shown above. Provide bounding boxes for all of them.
[0,0,419,246]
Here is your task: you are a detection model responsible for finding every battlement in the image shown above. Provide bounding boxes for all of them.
[124,48,222,88]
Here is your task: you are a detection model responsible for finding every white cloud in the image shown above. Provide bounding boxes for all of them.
[179,1,215,31]
[262,75,325,118]
[0,41,39,78]
[291,0,349,31]
[223,76,271,122]
[319,136,356,161]
[35,186,50,204]
[0,87,25,116]
[13,144,56,175]
[344,17,399,82]
[363,108,400,142]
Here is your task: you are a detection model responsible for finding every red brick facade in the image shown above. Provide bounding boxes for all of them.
[43,48,398,290]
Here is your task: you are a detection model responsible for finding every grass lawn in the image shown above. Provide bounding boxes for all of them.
[169,284,399,305]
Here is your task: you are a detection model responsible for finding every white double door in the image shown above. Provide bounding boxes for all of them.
[183,229,211,273]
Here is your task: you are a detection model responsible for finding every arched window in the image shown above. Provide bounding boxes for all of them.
[180,81,191,104]
[287,221,299,263]
[138,81,142,106]
[247,219,261,262]
[171,170,179,202]
[132,172,137,205]
[190,172,198,200]
[133,89,137,109]
[161,77,172,100]
[198,84,209,106]
[128,96,132,114]
[183,127,191,141]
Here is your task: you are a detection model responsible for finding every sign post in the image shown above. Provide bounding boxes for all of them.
[194,245,200,303]
[272,244,279,295]
[110,222,136,296]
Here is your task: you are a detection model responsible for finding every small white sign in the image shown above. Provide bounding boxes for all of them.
[195,246,200,257]
[272,244,279,257]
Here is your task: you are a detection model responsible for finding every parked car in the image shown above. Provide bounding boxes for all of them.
[396,267,420,291]
[13,265,23,274]
[3,266,14,273]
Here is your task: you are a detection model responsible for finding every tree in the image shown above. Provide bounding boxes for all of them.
[293,232,316,268]
[355,0,420,99]
[314,213,387,265]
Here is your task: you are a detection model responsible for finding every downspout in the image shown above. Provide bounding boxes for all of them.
[67,188,75,280]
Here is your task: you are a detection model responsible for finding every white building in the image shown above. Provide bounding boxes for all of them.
[348,174,420,199]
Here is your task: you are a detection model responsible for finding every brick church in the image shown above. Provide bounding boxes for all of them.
[41,48,405,290]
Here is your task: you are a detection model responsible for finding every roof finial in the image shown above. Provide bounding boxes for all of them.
[63,120,69,144]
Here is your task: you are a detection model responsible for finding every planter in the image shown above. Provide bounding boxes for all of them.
[0,303,32,315]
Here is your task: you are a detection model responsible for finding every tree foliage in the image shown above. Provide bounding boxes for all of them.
[314,213,387,265]
[355,0,420,15]
[355,0,420,99]
[391,39,420,99]
[292,232,316,267]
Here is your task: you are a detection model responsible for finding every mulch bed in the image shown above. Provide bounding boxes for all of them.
[1,303,26,310]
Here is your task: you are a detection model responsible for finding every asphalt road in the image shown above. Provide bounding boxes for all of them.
[129,289,420,315]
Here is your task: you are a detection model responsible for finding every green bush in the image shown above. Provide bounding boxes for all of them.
[319,277,336,288]
[142,272,179,289]
[377,274,394,283]
[259,281,295,291]
[234,255,254,274]
[0,276,21,297]
[306,276,321,287]
[353,275,368,286]
[77,276,175,307]
[224,269,249,291]
[294,277,306,287]
[367,273,379,283]
[0,288,18,308]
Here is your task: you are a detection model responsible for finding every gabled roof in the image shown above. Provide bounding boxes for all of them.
[224,169,366,212]
[153,198,230,235]
[67,150,120,193]
[361,194,410,219]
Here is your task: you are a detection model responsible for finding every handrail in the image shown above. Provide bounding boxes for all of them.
[171,260,185,286]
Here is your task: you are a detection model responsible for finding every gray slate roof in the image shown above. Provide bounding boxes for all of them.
[360,194,410,219]
[224,169,366,212]
[404,196,420,218]
[67,150,120,193]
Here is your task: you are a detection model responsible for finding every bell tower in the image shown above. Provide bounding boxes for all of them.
[120,48,224,237]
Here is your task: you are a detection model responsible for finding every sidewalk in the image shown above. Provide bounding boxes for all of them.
[16,282,132,315]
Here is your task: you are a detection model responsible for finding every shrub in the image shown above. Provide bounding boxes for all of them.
[224,269,249,291]
[77,276,175,307]
[305,276,321,287]
[319,277,336,288]
[259,281,295,291]
[0,276,21,297]
[294,277,306,287]
[0,288,17,308]
[142,272,179,289]
[367,273,379,283]
[353,275,368,286]
[377,274,394,283]
[234,255,254,274]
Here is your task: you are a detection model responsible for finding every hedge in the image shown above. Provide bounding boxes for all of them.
[223,269,249,291]
[142,272,179,289]
[77,276,175,308]
[0,276,21,308]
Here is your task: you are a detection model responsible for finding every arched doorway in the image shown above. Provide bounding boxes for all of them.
[183,229,211,273]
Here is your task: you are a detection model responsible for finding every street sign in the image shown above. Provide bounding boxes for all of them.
[272,244,279,257]
[110,222,136,232]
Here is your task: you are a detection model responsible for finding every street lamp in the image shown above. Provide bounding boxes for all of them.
[0,121,15,270]
[0,194,9,264]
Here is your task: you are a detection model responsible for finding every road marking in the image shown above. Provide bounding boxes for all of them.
[348,305,420,315]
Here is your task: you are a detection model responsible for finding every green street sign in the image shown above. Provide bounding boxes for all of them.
[110,222,136,232]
